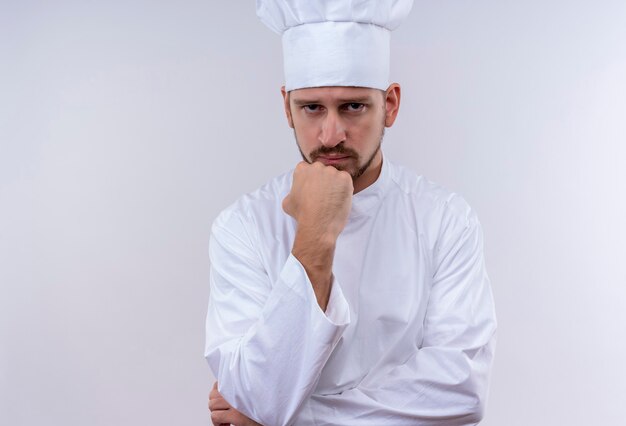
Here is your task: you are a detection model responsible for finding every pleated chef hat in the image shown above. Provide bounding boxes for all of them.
[257,0,414,91]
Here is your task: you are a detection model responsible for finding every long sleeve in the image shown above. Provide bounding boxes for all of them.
[204,208,350,426]
[295,200,497,426]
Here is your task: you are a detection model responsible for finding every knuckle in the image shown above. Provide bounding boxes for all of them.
[340,170,352,181]
[323,165,335,176]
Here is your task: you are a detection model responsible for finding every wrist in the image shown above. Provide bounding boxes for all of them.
[292,227,336,265]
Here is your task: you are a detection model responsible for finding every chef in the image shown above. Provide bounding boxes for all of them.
[205,1,497,425]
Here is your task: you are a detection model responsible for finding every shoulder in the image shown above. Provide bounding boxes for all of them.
[386,159,475,225]
[383,159,482,262]
[211,169,293,239]
[384,159,484,269]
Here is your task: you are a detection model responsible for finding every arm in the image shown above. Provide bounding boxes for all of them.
[205,162,354,426]
[298,201,497,425]
[205,217,349,426]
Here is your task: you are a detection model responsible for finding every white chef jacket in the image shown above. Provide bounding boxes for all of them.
[205,154,497,426]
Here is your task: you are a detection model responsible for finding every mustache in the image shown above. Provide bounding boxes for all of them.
[310,144,358,160]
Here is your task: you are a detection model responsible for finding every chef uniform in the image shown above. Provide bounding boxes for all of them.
[205,1,497,425]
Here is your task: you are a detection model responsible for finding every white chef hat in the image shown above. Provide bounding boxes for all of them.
[257,0,414,92]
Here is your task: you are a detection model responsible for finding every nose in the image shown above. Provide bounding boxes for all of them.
[319,111,346,147]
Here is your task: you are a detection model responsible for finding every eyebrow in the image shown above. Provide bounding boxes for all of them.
[291,97,374,106]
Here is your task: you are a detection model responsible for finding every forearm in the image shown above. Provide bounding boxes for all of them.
[299,335,496,426]
[291,227,336,311]
[282,161,352,313]
[206,254,349,426]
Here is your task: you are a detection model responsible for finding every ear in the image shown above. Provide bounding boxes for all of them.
[281,86,294,128]
[384,83,401,128]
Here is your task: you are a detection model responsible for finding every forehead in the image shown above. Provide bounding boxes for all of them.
[289,86,382,104]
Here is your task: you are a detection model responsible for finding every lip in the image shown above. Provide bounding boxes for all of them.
[317,155,351,165]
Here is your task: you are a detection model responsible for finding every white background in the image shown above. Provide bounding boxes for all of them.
[1,1,625,425]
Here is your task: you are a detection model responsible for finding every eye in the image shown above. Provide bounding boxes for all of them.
[303,104,322,113]
[344,103,365,112]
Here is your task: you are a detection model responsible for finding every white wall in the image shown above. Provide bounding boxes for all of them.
[1,1,624,425]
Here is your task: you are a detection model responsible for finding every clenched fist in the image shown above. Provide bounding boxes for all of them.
[282,161,354,311]
[282,161,354,241]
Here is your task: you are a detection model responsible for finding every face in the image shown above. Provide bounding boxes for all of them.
[282,85,401,193]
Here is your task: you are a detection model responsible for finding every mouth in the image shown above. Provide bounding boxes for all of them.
[316,155,352,165]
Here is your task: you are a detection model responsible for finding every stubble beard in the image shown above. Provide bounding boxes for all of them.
[294,126,386,181]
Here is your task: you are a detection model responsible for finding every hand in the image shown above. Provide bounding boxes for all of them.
[209,382,263,426]
[282,161,353,241]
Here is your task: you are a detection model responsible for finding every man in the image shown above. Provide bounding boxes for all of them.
[205,1,496,425]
